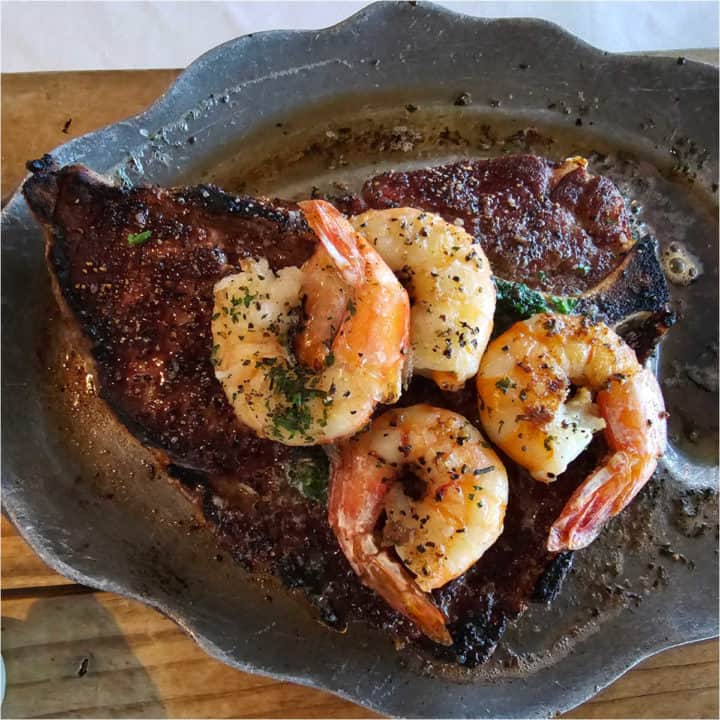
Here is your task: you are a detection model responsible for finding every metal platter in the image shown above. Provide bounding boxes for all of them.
[2,2,718,717]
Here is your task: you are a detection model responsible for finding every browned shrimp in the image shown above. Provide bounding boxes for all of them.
[212,200,410,445]
[329,405,508,645]
[476,313,667,551]
[349,208,496,391]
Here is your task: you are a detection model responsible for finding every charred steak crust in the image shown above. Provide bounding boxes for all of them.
[337,154,633,295]
[24,158,315,472]
[23,155,669,666]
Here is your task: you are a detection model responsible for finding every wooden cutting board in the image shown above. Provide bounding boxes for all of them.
[2,64,718,719]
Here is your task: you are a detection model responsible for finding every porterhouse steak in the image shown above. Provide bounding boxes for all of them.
[23,153,672,666]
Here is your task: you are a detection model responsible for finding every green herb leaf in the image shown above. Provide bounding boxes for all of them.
[494,278,551,317]
[286,447,329,502]
[128,230,152,246]
[494,277,578,320]
[496,377,515,393]
[230,289,257,313]
[549,296,578,314]
[266,363,328,439]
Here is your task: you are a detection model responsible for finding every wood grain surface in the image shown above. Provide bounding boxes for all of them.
[2,517,717,719]
[2,63,718,719]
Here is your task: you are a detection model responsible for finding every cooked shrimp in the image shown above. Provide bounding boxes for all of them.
[211,200,410,445]
[476,313,667,551]
[329,404,508,645]
[349,208,495,391]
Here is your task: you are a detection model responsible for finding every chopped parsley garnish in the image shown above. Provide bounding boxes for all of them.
[128,230,152,246]
[267,363,328,439]
[231,289,257,310]
[496,377,515,393]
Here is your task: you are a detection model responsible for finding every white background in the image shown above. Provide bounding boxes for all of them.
[2,0,718,73]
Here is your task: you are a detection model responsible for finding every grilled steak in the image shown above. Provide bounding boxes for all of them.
[336,154,673,356]
[24,156,315,472]
[338,155,632,295]
[23,153,672,666]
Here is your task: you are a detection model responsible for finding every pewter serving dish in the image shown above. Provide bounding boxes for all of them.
[2,3,718,717]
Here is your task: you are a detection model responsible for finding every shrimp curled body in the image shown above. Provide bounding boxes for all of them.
[476,313,667,552]
[329,404,508,645]
[350,208,496,391]
[211,200,410,445]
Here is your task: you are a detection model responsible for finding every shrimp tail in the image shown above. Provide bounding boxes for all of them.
[549,368,667,551]
[329,442,453,646]
[298,200,365,286]
[547,451,657,551]
[360,550,453,646]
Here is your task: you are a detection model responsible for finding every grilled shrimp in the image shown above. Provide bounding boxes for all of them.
[349,208,495,391]
[329,404,508,645]
[212,200,410,445]
[476,313,667,551]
